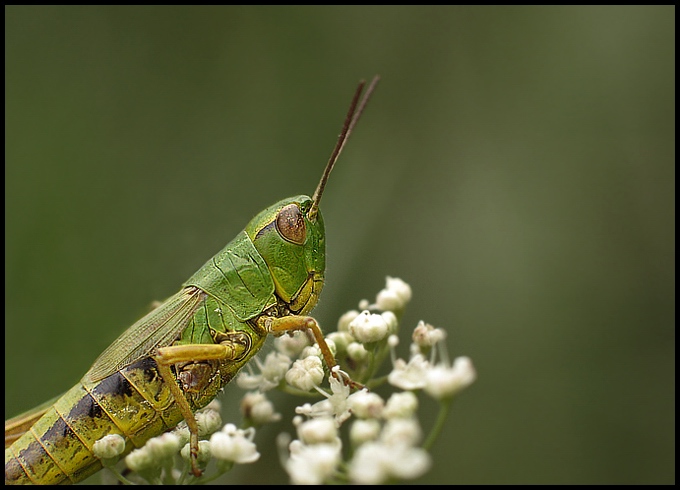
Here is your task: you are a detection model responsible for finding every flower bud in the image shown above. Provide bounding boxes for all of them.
[93,434,126,460]
[349,311,389,343]
[286,355,324,391]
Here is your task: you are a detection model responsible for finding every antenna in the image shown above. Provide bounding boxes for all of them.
[309,75,380,221]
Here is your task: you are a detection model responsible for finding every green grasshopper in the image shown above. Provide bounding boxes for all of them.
[5,76,380,484]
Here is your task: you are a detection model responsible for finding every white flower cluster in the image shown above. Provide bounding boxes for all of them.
[93,276,476,485]
[282,387,433,484]
[208,424,259,465]
[276,277,476,484]
[388,321,477,400]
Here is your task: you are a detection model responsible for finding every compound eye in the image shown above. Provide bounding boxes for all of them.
[276,203,306,245]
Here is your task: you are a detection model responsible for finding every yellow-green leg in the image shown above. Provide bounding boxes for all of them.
[154,340,246,477]
[265,315,364,390]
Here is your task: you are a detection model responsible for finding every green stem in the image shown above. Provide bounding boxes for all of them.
[280,384,326,398]
[422,397,453,452]
[194,468,229,484]
[365,373,388,390]
[101,461,136,485]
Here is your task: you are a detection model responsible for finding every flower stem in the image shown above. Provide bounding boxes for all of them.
[101,461,136,485]
[422,397,453,451]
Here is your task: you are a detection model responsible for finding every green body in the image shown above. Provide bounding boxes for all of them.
[5,195,326,484]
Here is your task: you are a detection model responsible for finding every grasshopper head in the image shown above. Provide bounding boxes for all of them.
[245,195,325,315]
[242,76,379,315]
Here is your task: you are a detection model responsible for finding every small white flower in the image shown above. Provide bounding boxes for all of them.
[348,442,386,484]
[296,370,352,425]
[180,440,211,467]
[372,277,412,312]
[302,338,339,359]
[375,288,402,311]
[337,310,360,332]
[300,343,322,359]
[347,341,369,362]
[251,401,281,425]
[286,355,324,391]
[296,401,324,418]
[412,320,447,348]
[349,441,431,484]
[285,441,341,484]
[236,371,262,391]
[386,445,431,480]
[209,424,260,464]
[195,407,223,436]
[348,390,384,419]
[381,311,399,333]
[387,353,430,390]
[380,418,422,447]
[326,331,354,352]
[237,351,291,391]
[93,434,126,460]
[171,421,191,447]
[349,310,389,343]
[275,331,310,357]
[386,276,412,304]
[424,356,477,399]
[144,432,181,460]
[296,417,338,445]
[241,391,281,425]
[349,419,381,447]
[125,446,155,473]
[383,391,419,419]
[258,351,292,384]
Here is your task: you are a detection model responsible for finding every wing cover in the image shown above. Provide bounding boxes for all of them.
[83,287,205,383]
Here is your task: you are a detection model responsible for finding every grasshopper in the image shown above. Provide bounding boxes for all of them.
[5,76,379,484]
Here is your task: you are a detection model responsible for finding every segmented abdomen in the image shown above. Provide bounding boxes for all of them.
[5,357,203,484]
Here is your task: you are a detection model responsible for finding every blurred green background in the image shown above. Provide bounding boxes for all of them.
[5,6,674,484]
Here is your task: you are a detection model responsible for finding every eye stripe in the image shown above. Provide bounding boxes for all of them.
[254,220,276,240]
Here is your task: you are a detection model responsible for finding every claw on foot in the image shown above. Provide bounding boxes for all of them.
[330,365,366,391]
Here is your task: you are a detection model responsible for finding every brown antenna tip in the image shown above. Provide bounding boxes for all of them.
[309,75,380,221]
